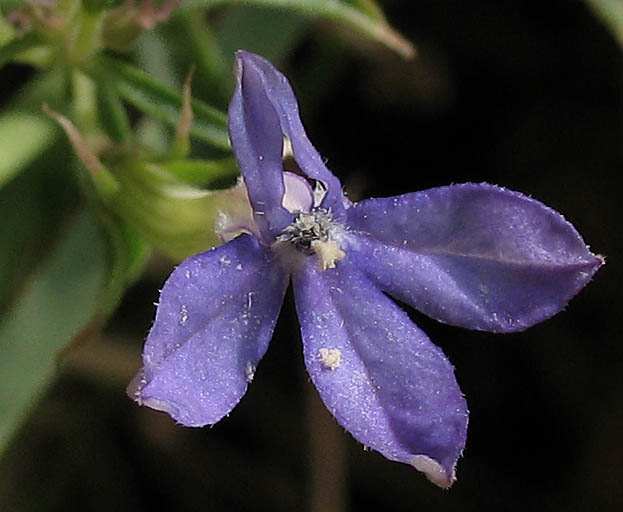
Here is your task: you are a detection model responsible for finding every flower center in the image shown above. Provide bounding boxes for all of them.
[276,209,345,270]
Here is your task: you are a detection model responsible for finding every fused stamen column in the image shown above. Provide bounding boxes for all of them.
[277,209,345,270]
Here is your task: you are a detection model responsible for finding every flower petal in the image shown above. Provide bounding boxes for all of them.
[229,53,293,240]
[292,257,468,488]
[346,183,603,332]
[283,171,313,213]
[129,234,289,426]
[232,51,346,218]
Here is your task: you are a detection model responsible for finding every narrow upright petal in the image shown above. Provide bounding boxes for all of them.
[292,257,468,488]
[130,234,289,426]
[347,183,603,332]
[229,54,293,239]
[232,51,346,218]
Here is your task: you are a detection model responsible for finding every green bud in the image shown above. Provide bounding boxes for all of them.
[45,104,241,261]
[107,157,243,261]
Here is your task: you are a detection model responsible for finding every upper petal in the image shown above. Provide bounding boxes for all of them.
[129,234,289,426]
[346,183,603,332]
[229,53,293,240]
[292,257,468,488]
[231,51,346,219]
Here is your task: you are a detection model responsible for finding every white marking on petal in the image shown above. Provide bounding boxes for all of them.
[282,172,313,213]
[318,348,342,370]
[282,136,293,159]
[179,304,188,325]
[245,361,256,383]
[409,455,455,489]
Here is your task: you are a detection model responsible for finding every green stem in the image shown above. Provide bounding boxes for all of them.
[173,8,230,108]
[66,8,104,64]
[306,379,347,512]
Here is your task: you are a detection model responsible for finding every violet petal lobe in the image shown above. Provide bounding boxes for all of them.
[233,51,346,218]
[130,234,289,426]
[346,183,603,333]
[292,255,468,488]
[229,53,293,239]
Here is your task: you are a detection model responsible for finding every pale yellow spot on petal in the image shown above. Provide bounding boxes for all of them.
[311,240,345,271]
[318,348,342,370]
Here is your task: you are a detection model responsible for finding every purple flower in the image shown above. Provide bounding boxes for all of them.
[128,51,602,488]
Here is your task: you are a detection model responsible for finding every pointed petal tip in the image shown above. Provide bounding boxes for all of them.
[233,50,261,79]
[127,369,186,425]
[409,455,456,489]
[126,370,206,427]
[234,49,263,65]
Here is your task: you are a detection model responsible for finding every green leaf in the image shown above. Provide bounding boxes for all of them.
[181,0,415,58]
[95,81,132,144]
[0,170,40,308]
[83,56,230,150]
[95,213,150,323]
[587,0,623,44]
[0,113,56,188]
[0,11,16,46]
[162,157,239,186]
[0,212,106,455]
[214,3,308,74]
[168,9,231,108]
[7,67,69,112]
[342,0,384,20]
[0,33,44,69]
[0,132,81,312]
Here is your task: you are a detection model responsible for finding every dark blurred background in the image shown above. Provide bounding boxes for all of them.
[1,0,621,510]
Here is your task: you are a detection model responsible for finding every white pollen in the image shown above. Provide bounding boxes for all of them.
[220,255,231,265]
[311,240,345,271]
[318,348,342,370]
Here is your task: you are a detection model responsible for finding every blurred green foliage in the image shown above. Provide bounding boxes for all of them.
[0,0,413,461]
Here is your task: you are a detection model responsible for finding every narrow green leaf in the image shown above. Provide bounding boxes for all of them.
[7,67,69,112]
[0,212,106,454]
[170,9,231,108]
[342,0,385,21]
[0,11,16,46]
[0,171,40,308]
[181,0,415,58]
[95,81,132,144]
[162,157,239,186]
[0,134,81,312]
[83,56,230,149]
[0,113,56,188]
[0,33,43,69]
[95,214,150,323]
[215,4,308,72]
